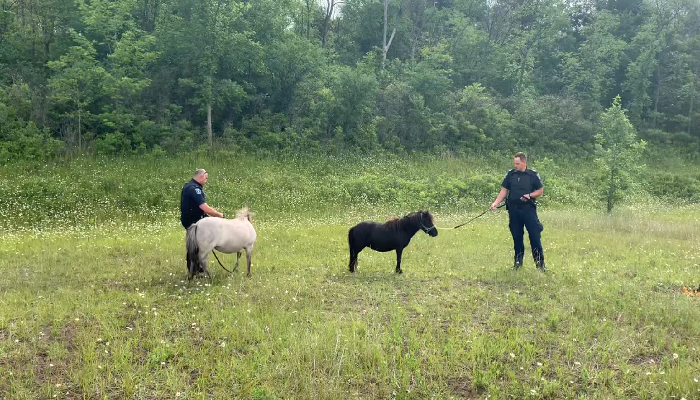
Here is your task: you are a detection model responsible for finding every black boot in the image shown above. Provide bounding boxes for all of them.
[533,249,546,272]
[513,253,524,270]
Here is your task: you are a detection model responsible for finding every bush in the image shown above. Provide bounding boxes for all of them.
[0,122,64,163]
[94,132,132,155]
[646,172,700,203]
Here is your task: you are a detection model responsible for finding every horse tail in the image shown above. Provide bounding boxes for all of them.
[348,227,355,250]
[348,227,357,272]
[236,207,254,221]
[186,223,199,276]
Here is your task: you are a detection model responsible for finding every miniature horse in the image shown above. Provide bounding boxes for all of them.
[186,208,256,279]
[348,210,438,274]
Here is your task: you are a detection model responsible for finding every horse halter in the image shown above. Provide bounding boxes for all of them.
[420,215,436,233]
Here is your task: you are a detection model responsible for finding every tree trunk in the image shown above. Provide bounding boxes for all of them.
[383,0,389,68]
[690,63,697,135]
[606,169,615,214]
[305,0,311,39]
[382,0,399,69]
[518,49,528,91]
[78,107,82,149]
[207,102,213,147]
[321,0,334,48]
[653,61,661,129]
[383,0,388,58]
[410,2,422,62]
[336,6,342,37]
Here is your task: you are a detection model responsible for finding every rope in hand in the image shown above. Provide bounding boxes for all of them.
[433,203,506,230]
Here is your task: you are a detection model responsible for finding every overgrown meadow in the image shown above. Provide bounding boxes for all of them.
[1,153,699,399]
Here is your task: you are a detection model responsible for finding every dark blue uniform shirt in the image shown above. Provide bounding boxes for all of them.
[501,168,543,206]
[180,179,206,228]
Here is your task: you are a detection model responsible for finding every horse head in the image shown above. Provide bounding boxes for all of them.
[419,210,438,237]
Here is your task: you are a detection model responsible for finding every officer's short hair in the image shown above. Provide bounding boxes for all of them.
[194,169,207,178]
[514,152,527,162]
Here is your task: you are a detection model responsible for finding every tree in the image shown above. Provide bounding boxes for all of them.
[0,84,63,162]
[448,83,515,151]
[47,30,110,149]
[685,35,700,137]
[321,0,343,48]
[382,0,404,68]
[157,0,250,147]
[263,34,324,116]
[106,30,159,112]
[595,95,647,213]
[561,11,627,113]
[77,0,138,56]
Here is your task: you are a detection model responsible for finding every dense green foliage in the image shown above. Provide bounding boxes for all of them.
[1,0,699,160]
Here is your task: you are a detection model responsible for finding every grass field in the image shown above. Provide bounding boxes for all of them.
[1,154,699,399]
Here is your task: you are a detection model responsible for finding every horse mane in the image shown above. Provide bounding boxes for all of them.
[385,216,400,225]
[235,207,253,221]
[384,211,425,231]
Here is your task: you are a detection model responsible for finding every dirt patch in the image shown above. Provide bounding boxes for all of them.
[32,319,84,398]
[626,353,660,366]
[189,367,200,385]
[446,376,483,399]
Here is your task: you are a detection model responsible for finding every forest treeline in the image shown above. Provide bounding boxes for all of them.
[1,0,699,160]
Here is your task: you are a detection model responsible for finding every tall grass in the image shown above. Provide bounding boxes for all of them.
[1,151,698,232]
[0,152,501,231]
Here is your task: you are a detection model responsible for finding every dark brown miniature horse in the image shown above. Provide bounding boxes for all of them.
[348,210,438,274]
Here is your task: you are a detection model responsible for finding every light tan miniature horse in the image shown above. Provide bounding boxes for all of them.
[186,208,256,279]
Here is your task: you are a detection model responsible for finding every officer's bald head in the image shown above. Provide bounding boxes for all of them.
[193,169,208,184]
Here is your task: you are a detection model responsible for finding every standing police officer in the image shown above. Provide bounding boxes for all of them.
[181,168,224,273]
[490,152,546,271]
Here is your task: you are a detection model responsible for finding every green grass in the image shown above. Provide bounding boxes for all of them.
[1,153,700,398]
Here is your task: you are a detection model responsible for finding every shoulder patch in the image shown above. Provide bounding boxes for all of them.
[195,188,202,195]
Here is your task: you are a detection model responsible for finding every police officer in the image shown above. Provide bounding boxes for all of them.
[181,169,224,273]
[490,152,545,271]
